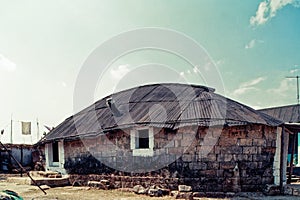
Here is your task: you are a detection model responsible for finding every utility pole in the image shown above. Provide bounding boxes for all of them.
[10,114,13,144]
[286,76,300,120]
[37,118,40,142]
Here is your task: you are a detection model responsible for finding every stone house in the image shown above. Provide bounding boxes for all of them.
[37,83,288,192]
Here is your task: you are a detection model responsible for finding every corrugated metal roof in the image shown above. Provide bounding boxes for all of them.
[259,104,300,123]
[41,83,282,142]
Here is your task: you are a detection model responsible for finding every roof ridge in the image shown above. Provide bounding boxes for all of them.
[259,104,300,111]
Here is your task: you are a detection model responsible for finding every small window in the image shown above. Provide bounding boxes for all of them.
[131,127,154,157]
[52,141,59,162]
[137,129,149,149]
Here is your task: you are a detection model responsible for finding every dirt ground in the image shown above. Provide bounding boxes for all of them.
[1,179,300,200]
[2,181,173,200]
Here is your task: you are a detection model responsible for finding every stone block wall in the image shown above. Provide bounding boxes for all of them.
[69,174,179,190]
[61,124,279,192]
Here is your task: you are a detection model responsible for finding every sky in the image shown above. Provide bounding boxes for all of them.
[0,0,300,144]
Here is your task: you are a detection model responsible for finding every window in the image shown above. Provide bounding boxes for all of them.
[52,141,59,163]
[136,129,149,149]
[131,127,154,156]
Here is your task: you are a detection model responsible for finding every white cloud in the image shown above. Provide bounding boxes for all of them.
[290,69,299,74]
[241,76,266,88]
[193,66,199,74]
[268,78,294,96]
[250,1,269,26]
[0,54,16,72]
[290,65,299,74]
[181,67,199,76]
[215,59,225,66]
[233,76,266,96]
[110,64,130,80]
[233,87,258,96]
[245,39,264,49]
[245,39,257,49]
[185,61,220,77]
[270,0,294,17]
[250,0,295,26]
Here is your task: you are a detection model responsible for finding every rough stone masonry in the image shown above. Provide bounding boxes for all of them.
[48,124,280,193]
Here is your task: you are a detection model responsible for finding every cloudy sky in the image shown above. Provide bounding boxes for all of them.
[0,0,300,143]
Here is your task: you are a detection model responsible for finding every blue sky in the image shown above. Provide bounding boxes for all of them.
[0,0,300,143]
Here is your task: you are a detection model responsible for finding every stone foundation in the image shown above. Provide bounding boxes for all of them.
[69,174,179,190]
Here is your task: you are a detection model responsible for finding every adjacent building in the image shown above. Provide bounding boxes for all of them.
[260,105,300,167]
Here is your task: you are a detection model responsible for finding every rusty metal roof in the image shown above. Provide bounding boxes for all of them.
[40,83,282,142]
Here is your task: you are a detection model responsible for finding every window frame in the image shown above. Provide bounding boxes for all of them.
[46,140,63,167]
[130,127,154,156]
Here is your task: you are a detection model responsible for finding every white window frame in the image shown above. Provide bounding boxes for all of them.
[130,127,154,157]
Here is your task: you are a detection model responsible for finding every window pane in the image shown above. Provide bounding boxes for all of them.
[52,141,59,162]
[138,129,149,149]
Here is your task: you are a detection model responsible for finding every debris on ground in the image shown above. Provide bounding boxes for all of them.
[132,185,146,194]
[87,179,111,190]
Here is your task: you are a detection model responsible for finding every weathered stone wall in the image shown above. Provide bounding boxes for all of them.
[62,124,278,192]
[69,174,179,190]
[181,125,278,192]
